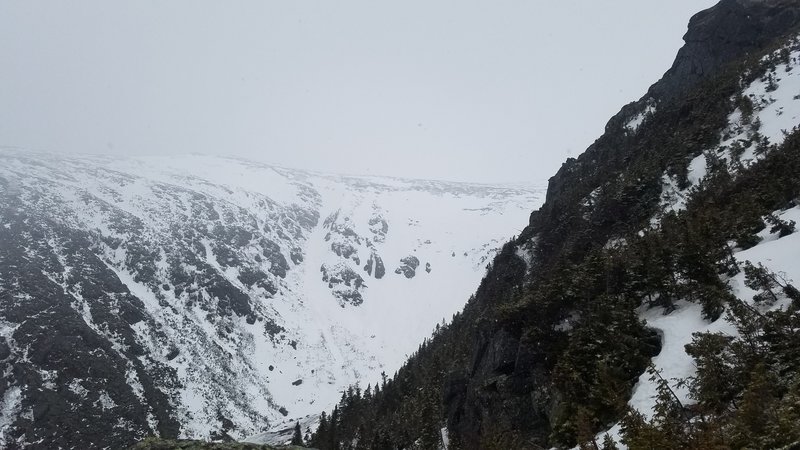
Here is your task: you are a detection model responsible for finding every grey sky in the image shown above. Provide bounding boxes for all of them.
[1,1,717,183]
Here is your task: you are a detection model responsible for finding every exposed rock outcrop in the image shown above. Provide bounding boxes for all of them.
[394,256,420,279]
[651,0,800,102]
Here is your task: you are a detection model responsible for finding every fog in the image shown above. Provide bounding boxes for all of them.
[0,0,717,183]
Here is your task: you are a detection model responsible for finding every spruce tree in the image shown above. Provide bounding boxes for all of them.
[291,422,304,446]
[766,213,796,237]
[743,261,781,304]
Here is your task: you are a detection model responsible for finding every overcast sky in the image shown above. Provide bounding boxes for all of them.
[1,1,717,183]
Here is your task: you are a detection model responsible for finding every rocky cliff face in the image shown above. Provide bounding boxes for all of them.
[650,0,800,102]
[545,0,800,208]
[542,0,800,219]
[447,1,800,447]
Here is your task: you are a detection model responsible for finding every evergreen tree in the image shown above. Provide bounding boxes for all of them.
[600,434,619,450]
[684,332,740,413]
[765,213,796,237]
[311,411,328,448]
[291,422,304,446]
[744,261,781,304]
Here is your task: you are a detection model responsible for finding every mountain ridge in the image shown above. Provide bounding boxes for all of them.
[0,151,544,449]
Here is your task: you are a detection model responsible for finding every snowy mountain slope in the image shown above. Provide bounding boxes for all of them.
[581,35,800,448]
[0,151,544,448]
[652,36,800,225]
[585,203,800,448]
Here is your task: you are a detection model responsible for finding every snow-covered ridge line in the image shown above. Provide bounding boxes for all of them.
[0,148,546,194]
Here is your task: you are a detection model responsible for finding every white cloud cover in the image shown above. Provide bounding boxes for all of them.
[0,0,717,183]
